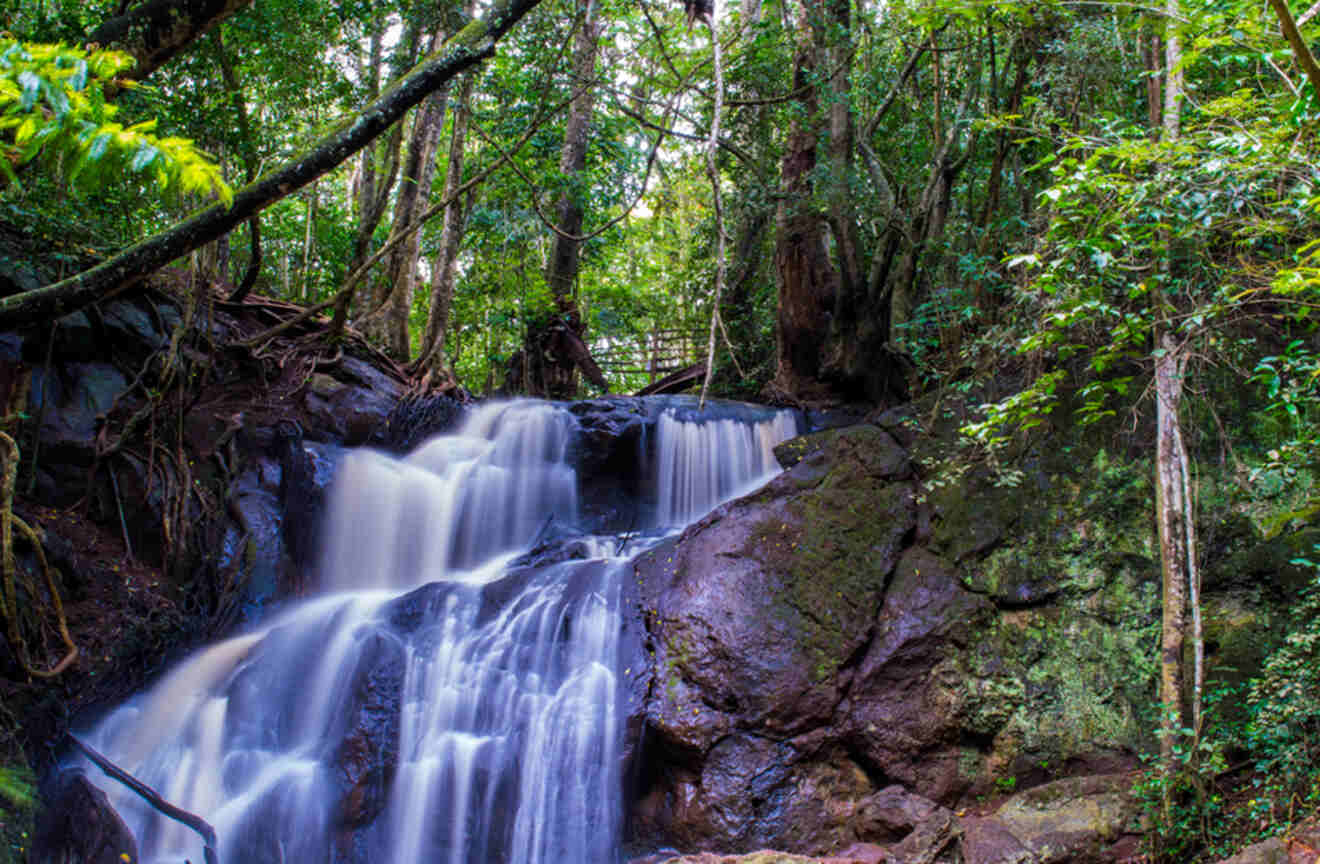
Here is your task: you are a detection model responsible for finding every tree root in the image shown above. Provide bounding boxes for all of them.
[0,431,78,679]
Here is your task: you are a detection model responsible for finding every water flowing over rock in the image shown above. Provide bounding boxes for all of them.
[75,397,800,864]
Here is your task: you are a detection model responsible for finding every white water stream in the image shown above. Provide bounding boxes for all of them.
[80,398,798,864]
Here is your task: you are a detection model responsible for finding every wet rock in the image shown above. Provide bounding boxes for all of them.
[380,393,466,451]
[332,629,406,827]
[888,804,958,864]
[856,786,946,844]
[276,420,323,571]
[572,397,649,531]
[804,404,869,432]
[301,355,405,445]
[30,769,139,864]
[33,362,127,453]
[632,424,923,851]
[843,548,992,802]
[772,424,910,480]
[219,475,287,616]
[103,298,170,350]
[382,581,470,635]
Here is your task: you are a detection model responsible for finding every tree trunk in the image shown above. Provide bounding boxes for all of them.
[518,0,602,398]
[89,0,254,81]
[1155,0,1201,799]
[370,25,451,360]
[0,0,544,329]
[769,5,837,403]
[213,29,262,302]
[415,72,477,378]
[335,25,415,337]
[976,33,1031,260]
[300,182,318,299]
[1155,335,1191,776]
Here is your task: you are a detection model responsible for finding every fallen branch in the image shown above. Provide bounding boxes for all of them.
[69,733,220,864]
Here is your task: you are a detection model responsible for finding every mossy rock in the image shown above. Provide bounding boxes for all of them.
[1202,594,1275,696]
[1208,527,1320,596]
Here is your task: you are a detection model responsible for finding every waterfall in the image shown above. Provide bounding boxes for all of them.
[79,398,798,864]
[653,398,800,527]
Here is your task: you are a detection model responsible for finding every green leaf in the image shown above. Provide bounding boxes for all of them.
[84,132,110,163]
[129,143,160,173]
[17,69,41,110]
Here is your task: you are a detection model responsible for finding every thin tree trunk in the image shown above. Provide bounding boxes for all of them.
[300,182,318,299]
[1155,0,1200,804]
[335,23,416,338]
[416,72,477,377]
[698,0,726,409]
[520,0,602,398]
[214,29,262,302]
[369,21,455,360]
[1155,334,1191,777]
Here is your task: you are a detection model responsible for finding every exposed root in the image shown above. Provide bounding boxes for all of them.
[0,432,78,679]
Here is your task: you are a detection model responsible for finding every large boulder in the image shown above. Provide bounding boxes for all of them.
[1213,817,1320,864]
[631,423,973,852]
[959,774,1141,864]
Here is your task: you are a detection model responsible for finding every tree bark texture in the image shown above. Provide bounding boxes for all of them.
[519,0,602,398]
[371,26,452,360]
[416,72,478,377]
[0,0,545,329]
[769,9,837,403]
[89,0,254,82]
[1155,336,1191,772]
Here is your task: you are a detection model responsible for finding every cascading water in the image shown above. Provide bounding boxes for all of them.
[78,398,799,864]
[652,398,801,527]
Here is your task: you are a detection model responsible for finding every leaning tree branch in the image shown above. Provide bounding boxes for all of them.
[69,734,219,864]
[1268,0,1320,98]
[0,0,544,330]
[88,0,254,82]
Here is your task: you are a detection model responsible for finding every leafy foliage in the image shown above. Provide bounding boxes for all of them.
[0,39,231,205]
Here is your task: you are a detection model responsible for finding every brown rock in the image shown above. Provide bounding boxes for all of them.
[843,548,992,802]
[655,847,891,864]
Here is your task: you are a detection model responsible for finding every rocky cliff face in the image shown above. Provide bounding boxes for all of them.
[622,419,1167,860]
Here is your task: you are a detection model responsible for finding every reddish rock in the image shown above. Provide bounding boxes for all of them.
[961,774,1140,864]
[1215,817,1320,864]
